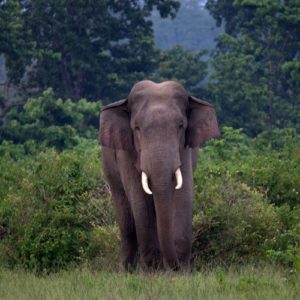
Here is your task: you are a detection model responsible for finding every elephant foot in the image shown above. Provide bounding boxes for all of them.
[174,237,191,272]
[120,243,137,272]
[140,249,163,272]
[163,257,180,271]
[122,261,136,273]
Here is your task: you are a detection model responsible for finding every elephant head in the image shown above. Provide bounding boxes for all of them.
[100,80,219,269]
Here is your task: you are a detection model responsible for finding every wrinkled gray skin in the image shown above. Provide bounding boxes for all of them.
[99,80,219,271]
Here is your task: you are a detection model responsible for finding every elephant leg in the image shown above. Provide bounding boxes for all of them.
[173,195,193,271]
[117,152,161,271]
[172,150,193,271]
[111,188,138,271]
[133,196,162,271]
[102,148,137,271]
[173,194,192,271]
[125,184,161,270]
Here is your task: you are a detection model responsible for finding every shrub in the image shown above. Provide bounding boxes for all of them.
[192,127,300,268]
[0,141,115,272]
[264,205,300,269]
[0,88,101,150]
[234,152,300,207]
[201,127,300,207]
[192,174,279,267]
[87,225,120,271]
[255,128,300,152]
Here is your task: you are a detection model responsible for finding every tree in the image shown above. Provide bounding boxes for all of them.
[0,0,33,123]
[153,45,208,93]
[152,0,223,52]
[206,0,300,135]
[0,0,33,84]
[0,88,100,149]
[0,0,180,101]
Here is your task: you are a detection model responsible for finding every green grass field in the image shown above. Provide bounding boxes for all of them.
[0,266,299,300]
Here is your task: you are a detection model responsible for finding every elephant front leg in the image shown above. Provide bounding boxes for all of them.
[131,194,162,271]
[111,189,138,271]
[172,190,193,272]
[172,151,193,272]
[117,152,161,271]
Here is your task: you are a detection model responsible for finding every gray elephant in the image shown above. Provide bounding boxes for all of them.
[99,80,219,271]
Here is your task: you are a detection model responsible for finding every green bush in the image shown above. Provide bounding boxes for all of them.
[192,174,279,267]
[193,127,300,268]
[87,225,120,271]
[255,128,300,152]
[0,88,101,150]
[234,152,300,207]
[264,205,300,269]
[0,141,115,272]
[202,127,300,207]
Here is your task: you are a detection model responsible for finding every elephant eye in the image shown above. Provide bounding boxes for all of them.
[135,126,140,131]
[179,123,184,129]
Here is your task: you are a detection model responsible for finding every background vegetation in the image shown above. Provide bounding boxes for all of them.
[0,127,299,273]
[0,1,299,297]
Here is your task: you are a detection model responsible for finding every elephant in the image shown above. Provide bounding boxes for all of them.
[99,80,219,271]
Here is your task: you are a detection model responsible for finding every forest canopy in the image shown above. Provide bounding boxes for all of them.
[0,0,299,136]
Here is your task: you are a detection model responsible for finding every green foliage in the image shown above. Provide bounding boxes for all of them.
[153,45,208,93]
[0,141,115,272]
[234,153,300,208]
[203,127,300,207]
[192,127,300,268]
[0,0,33,83]
[206,0,300,135]
[264,205,300,269]
[0,0,180,101]
[152,0,223,51]
[88,226,120,270]
[0,88,100,149]
[255,128,300,152]
[193,175,279,267]
[1,0,300,138]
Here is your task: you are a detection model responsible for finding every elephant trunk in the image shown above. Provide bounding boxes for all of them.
[140,148,181,270]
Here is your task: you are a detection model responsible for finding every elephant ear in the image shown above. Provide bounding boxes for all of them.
[99,99,133,151]
[186,96,220,148]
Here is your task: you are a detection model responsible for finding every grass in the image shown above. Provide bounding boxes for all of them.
[0,266,299,300]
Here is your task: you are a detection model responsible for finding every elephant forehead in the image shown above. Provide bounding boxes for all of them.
[132,103,186,130]
[128,81,188,110]
[130,80,187,93]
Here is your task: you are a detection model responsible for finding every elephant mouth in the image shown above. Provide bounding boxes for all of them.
[141,168,183,195]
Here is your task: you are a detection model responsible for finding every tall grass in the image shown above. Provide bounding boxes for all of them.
[0,266,299,300]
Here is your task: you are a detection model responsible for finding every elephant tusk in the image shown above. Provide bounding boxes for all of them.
[141,171,152,195]
[175,168,183,190]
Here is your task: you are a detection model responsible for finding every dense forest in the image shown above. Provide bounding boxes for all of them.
[1,0,299,135]
[152,0,222,51]
[0,0,299,290]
